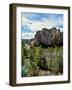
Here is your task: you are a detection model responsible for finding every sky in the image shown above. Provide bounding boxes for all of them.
[21,12,63,39]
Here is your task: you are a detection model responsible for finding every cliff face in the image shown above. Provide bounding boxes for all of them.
[33,27,63,47]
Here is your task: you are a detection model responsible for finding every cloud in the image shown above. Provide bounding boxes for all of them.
[30,21,48,32]
[21,17,32,27]
[21,17,58,32]
[28,18,63,32]
[21,13,63,39]
[22,32,36,39]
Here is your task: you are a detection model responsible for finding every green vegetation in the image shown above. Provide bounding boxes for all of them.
[21,42,63,77]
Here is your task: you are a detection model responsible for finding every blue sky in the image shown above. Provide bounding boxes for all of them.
[21,12,63,39]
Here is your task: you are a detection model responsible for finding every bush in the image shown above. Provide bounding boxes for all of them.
[21,40,63,76]
[50,47,63,74]
[21,65,28,77]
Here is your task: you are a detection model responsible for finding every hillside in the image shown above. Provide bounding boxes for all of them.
[21,27,63,77]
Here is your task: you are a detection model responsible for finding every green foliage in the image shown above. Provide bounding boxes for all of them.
[21,66,28,77]
[21,40,63,76]
[46,58,52,70]
[50,46,63,74]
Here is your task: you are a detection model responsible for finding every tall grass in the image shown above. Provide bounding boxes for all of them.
[21,44,63,77]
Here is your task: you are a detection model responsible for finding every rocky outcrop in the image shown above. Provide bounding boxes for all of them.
[33,27,63,47]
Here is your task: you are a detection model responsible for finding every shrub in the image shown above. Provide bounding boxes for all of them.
[21,40,63,76]
[21,65,28,77]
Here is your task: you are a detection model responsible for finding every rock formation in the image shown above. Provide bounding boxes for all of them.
[33,27,63,47]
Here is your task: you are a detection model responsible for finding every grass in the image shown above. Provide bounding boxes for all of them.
[21,44,63,77]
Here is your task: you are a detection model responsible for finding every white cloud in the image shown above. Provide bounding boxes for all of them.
[59,28,63,32]
[22,17,31,27]
[22,32,36,39]
[30,22,48,31]
[29,19,60,32]
[21,15,63,34]
[58,16,63,25]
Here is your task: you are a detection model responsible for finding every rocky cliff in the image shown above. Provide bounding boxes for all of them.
[32,27,63,47]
